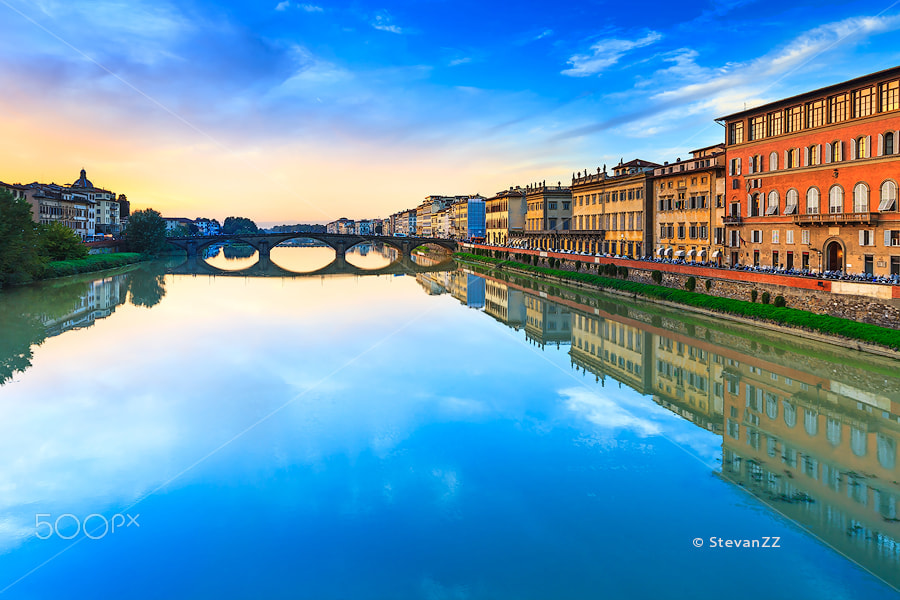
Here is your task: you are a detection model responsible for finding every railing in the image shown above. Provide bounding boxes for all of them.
[792,212,879,225]
[723,215,742,225]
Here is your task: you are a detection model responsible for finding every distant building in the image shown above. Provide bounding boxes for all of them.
[194,218,221,235]
[486,187,526,246]
[326,218,354,234]
[26,182,96,240]
[163,217,195,234]
[71,169,120,235]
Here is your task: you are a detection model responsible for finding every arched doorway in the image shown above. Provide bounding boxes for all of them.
[826,240,843,271]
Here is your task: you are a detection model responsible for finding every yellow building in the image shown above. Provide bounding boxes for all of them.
[520,183,572,250]
[571,159,659,257]
[524,294,571,349]
[569,310,652,392]
[652,144,727,264]
[486,187,525,246]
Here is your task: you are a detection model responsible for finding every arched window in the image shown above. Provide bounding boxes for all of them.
[804,409,819,436]
[750,194,761,217]
[806,145,820,165]
[885,131,895,156]
[783,400,797,428]
[829,185,844,213]
[785,188,799,214]
[766,190,779,215]
[769,152,778,171]
[806,187,820,214]
[878,434,896,470]
[826,418,841,447]
[851,426,867,457]
[786,148,795,168]
[879,180,898,211]
[853,183,869,213]
[855,136,867,159]
[830,141,841,162]
[766,395,778,420]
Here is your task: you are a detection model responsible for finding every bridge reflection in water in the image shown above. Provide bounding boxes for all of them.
[168,243,456,278]
[431,266,900,591]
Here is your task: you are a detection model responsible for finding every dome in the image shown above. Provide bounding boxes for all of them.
[72,168,93,188]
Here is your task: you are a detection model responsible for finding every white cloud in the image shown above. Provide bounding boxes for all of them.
[561,387,662,436]
[449,57,472,67]
[562,30,662,77]
[534,29,553,41]
[372,11,404,34]
[300,4,324,12]
[275,1,290,10]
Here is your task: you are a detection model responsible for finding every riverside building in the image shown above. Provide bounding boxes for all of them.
[718,66,900,275]
[571,159,659,257]
[652,145,727,264]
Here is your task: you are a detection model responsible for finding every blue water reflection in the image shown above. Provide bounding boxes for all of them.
[0,255,897,599]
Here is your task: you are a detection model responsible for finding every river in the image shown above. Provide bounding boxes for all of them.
[0,245,898,599]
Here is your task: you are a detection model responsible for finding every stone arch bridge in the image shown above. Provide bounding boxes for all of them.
[166,232,457,261]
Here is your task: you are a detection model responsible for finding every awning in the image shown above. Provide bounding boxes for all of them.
[698,249,707,259]
[674,250,686,258]
[687,249,696,258]
[656,247,664,256]
[712,250,722,258]
[665,248,673,258]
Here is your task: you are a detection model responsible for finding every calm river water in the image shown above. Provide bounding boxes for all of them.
[0,245,898,599]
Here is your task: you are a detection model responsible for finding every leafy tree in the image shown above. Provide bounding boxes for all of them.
[222,216,259,235]
[166,223,192,238]
[0,188,44,287]
[40,222,88,261]
[125,209,168,256]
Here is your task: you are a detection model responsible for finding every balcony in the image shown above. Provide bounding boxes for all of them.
[723,215,742,225]
[792,212,879,225]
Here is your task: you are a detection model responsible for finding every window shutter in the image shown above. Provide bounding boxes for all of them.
[866,135,872,158]
[796,148,801,165]
[803,149,809,167]
[748,158,754,175]
[885,230,892,247]
[816,144,822,164]
[850,141,857,160]
[860,230,866,246]
[728,160,733,176]
[783,150,789,167]
[737,158,741,175]
[896,131,900,153]
[839,142,844,161]
[878,133,884,157]
[824,143,831,164]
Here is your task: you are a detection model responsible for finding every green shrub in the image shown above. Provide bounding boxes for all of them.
[761,291,771,304]
[651,270,662,284]
[774,295,786,307]
[685,276,696,292]
[617,266,628,279]
[751,290,758,302]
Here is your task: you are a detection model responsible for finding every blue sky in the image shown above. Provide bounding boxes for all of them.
[1,0,899,222]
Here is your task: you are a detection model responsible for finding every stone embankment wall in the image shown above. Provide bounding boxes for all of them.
[463,245,900,329]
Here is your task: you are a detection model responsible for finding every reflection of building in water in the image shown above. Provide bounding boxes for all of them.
[525,295,571,349]
[720,358,900,588]
[651,333,725,434]
[569,311,652,393]
[42,276,127,337]
[449,271,485,308]
[484,279,526,328]
[415,272,450,296]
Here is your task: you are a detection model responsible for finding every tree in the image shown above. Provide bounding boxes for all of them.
[40,222,88,261]
[125,209,168,256]
[0,188,44,287]
[127,263,167,308]
[222,216,259,235]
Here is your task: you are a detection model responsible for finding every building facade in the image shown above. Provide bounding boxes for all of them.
[486,187,526,246]
[571,159,659,257]
[719,67,900,274]
[521,182,572,250]
[652,145,727,264]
